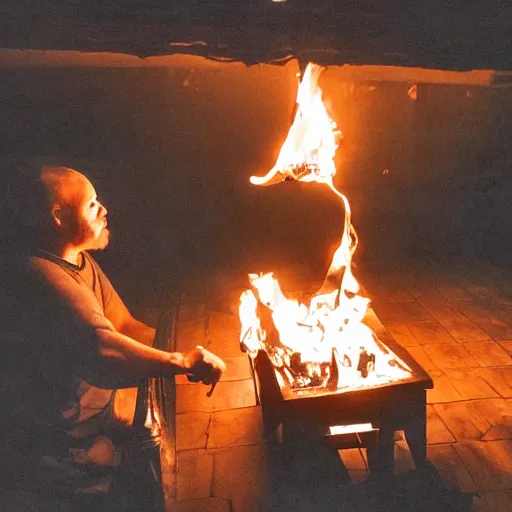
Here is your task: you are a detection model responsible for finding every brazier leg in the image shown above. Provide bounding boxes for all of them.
[365,426,394,475]
[403,395,427,468]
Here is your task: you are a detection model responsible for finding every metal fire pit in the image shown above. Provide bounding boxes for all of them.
[249,309,433,474]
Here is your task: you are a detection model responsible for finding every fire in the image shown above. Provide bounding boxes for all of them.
[240,63,411,391]
[250,64,341,187]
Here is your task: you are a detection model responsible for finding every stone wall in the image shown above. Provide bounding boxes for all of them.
[1,56,511,307]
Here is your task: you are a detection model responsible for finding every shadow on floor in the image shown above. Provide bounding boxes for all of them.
[265,423,474,512]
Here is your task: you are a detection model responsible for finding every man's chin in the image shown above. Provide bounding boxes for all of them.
[89,229,110,251]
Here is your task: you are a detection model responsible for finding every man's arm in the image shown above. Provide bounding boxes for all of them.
[30,258,225,388]
[81,327,225,389]
[83,326,186,383]
[107,305,156,347]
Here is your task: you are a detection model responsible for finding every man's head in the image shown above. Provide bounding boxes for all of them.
[38,166,110,252]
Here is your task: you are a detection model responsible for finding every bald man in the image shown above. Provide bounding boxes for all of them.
[0,166,225,510]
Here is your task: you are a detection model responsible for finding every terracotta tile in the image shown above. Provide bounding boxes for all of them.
[212,379,257,412]
[444,370,500,400]
[412,288,490,343]
[407,318,455,345]
[423,343,479,369]
[176,450,214,501]
[176,412,211,451]
[463,284,512,318]
[436,398,512,441]
[404,346,438,372]
[472,368,512,398]
[175,374,191,385]
[364,281,415,304]
[371,303,435,346]
[176,384,215,414]
[338,448,368,484]
[483,439,512,476]
[394,439,416,474]
[473,399,512,441]
[427,370,465,404]
[220,355,252,382]
[453,440,512,491]
[464,341,512,367]
[481,421,512,443]
[472,490,512,512]
[174,498,230,512]
[176,319,207,352]
[497,340,512,355]
[382,320,419,347]
[436,285,475,301]
[177,378,256,414]
[437,317,490,343]
[449,299,512,341]
[205,310,245,359]
[212,445,269,498]
[433,402,491,441]
[338,448,367,472]
[426,405,455,444]
[427,444,476,492]
[208,407,264,449]
[374,301,431,322]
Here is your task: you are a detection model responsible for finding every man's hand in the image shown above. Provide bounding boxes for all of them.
[184,346,226,395]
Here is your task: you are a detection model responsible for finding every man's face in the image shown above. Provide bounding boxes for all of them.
[62,177,110,251]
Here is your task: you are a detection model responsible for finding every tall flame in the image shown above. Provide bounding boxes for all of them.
[240,63,411,391]
[250,64,341,187]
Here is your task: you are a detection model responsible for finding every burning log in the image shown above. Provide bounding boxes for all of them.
[356,348,375,378]
[265,344,333,389]
[240,271,413,392]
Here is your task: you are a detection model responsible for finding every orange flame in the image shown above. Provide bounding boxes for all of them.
[240,63,411,390]
[250,64,342,187]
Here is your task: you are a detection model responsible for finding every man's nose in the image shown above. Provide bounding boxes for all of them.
[99,202,108,217]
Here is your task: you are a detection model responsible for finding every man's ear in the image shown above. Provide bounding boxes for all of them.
[50,205,63,227]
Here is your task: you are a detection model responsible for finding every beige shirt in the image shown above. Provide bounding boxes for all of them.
[0,251,129,495]
[28,250,126,426]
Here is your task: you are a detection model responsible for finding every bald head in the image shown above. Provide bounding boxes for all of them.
[39,167,90,210]
[9,165,110,260]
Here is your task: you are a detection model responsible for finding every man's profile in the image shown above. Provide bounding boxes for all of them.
[0,165,226,511]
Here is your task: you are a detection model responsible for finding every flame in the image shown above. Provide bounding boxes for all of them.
[250,64,342,187]
[240,63,411,391]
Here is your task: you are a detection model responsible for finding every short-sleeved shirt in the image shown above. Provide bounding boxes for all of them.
[0,250,128,495]
[33,251,128,423]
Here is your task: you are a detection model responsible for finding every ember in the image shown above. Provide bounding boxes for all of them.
[239,63,412,391]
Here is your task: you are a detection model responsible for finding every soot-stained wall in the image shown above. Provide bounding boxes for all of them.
[0,56,511,306]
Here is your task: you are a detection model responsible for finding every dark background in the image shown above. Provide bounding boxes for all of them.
[1,1,512,70]
[1,58,511,310]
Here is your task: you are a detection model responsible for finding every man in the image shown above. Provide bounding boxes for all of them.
[0,166,226,510]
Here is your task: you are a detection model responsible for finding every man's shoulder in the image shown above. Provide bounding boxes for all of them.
[28,253,89,297]
[29,253,70,277]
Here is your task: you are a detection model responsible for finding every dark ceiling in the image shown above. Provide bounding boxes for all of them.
[1,1,511,70]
